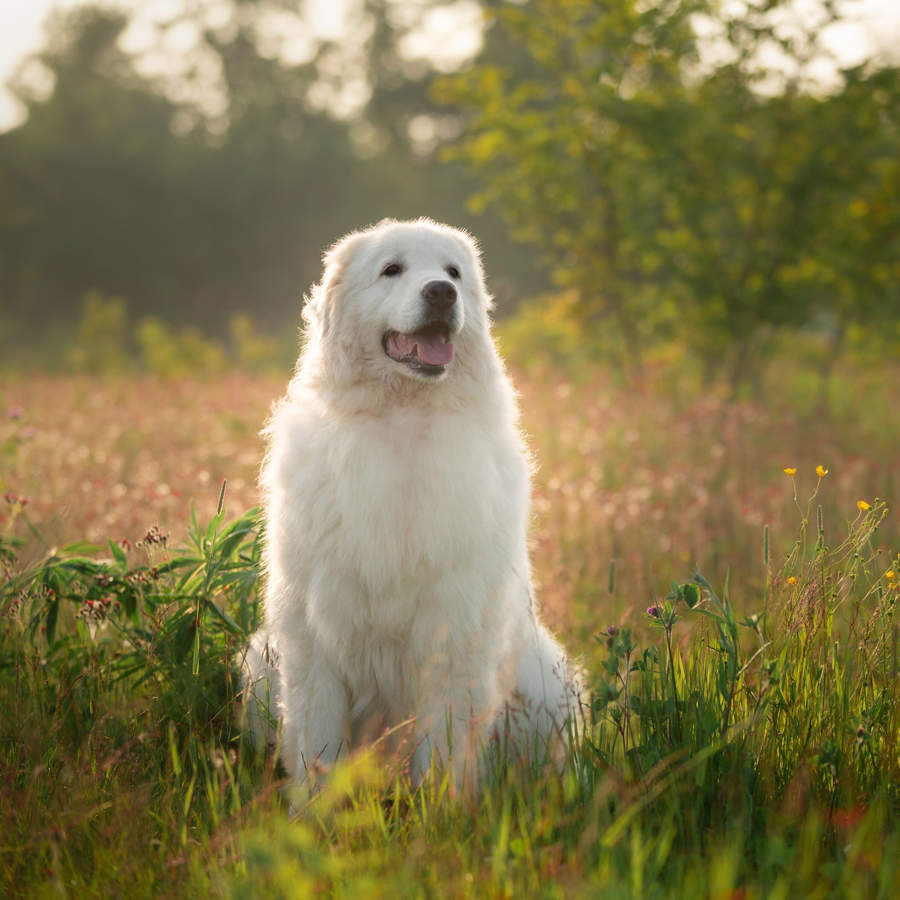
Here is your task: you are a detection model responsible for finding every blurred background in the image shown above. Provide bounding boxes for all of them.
[0,0,898,385]
[1,1,899,592]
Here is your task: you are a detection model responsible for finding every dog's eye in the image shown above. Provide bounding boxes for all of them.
[381,263,404,277]
[445,265,461,280]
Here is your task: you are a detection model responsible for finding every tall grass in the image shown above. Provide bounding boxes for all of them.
[2,472,897,896]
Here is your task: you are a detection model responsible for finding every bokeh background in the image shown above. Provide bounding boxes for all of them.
[1,0,898,367]
[1,0,899,631]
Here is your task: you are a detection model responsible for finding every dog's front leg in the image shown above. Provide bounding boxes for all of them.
[280,647,348,781]
[410,698,487,792]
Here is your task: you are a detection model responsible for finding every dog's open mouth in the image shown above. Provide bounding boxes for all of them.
[383,322,454,376]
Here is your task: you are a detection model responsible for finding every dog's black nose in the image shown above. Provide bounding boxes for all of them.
[422,280,457,312]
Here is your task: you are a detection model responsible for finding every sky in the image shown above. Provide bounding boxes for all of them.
[1,0,899,130]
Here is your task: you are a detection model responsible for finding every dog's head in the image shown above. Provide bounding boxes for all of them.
[303,219,494,386]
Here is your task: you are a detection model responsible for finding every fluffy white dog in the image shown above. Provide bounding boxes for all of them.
[243,218,580,785]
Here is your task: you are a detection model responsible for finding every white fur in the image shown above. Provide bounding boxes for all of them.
[243,218,580,785]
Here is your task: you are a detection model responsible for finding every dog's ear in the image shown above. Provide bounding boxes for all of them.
[452,227,495,313]
[303,229,368,338]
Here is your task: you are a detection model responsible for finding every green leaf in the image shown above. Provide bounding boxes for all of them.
[192,622,201,677]
[109,539,128,569]
[61,540,101,555]
[682,582,700,608]
[45,595,59,646]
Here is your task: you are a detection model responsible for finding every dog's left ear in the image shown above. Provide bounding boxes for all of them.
[453,229,494,313]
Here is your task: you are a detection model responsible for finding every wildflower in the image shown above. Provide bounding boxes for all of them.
[783,467,797,476]
[787,576,797,585]
[886,570,895,582]
[126,569,152,586]
[4,591,26,618]
[646,605,661,618]
[816,465,828,478]
[137,525,168,547]
[77,595,114,623]
[857,500,871,511]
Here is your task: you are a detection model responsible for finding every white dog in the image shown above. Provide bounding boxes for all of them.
[243,218,579,785]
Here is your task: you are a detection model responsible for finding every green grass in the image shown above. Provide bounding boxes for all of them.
[1,474,897,897]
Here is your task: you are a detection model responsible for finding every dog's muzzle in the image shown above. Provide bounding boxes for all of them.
[382,281,459,377]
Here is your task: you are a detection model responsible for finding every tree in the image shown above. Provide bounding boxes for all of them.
[435,0,900,387]
[0,1,548,358]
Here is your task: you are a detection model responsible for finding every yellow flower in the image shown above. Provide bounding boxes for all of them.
[787,576,797,585]
[783,467,797,476]
[816,465,828,478]
[857,500,871,511]
[886,570,895,582]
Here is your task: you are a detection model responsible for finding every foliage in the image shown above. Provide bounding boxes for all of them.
[436,0,900,386]
[229,313,291,373]
[0,494,264,893]
[64,291,131,374]
[136,317,228,378]
[1,471,898,895]
[51,293,292,375]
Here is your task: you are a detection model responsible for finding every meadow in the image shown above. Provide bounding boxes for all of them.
[1,358,898,897]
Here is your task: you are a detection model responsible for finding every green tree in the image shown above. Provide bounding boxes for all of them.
[0,1,549,359]
[436,0,900,387]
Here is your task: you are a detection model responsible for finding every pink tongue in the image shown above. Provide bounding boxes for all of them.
[414,331,453,365]
[389,330,454,365]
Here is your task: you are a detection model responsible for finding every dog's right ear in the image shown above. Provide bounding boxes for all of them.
[303,229,368,338]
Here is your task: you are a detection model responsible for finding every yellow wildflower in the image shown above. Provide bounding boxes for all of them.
[783,467,797,476]
[886,570,895,582]
[787,576,797,585]
[857,500,871,511]
[816,465,828,478]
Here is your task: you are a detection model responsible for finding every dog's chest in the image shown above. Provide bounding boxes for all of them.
[339,414,499,549]
[317,410,520,600]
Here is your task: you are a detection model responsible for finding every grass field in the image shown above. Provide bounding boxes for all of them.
[1,363,898,896]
